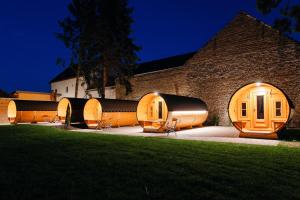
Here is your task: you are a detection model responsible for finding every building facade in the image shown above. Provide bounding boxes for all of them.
[51,12,300,131]
[50,67,116,101]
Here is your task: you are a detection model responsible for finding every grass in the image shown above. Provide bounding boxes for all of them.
[0,125,300,200]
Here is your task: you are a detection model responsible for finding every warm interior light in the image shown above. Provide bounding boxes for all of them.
[256,82,261,87]
[171,111,208,115]
[154,92,159,96]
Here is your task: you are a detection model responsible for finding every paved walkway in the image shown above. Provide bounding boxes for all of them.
[0,123,10,126]
[69,125,283,146]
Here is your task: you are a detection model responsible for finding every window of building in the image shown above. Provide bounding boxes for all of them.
[276,101,282,117]
[66,87,68,93]
[241,102,247,117]
[158,101,163,119]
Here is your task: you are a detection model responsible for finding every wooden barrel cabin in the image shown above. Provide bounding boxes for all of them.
[137,93,208,132]
[57,98,88,124]
[228,82,293,139]
[7,100,58,124]
[83,98,138,128]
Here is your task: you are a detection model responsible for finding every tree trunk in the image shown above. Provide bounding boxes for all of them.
[102,65,108,99]
[65,103,71,129]
[74,64,80,98]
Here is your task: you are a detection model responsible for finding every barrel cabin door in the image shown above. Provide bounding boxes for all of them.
[251,90,270,131]
[148,97,164,121]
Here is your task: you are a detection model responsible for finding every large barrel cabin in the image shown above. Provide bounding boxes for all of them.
[137,93,208,132]
[7,100,58,124]
[57,98,88,124]
[83,98,138,129]
[228,82,293,139]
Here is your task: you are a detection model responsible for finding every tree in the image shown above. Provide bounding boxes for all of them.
[89,0,140,98]
[256,0,300,33]
[57,0,140,98]
[57,0,96,98]
[64,103,71,129]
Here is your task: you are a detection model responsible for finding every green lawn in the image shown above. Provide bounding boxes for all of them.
[0,126,300,200]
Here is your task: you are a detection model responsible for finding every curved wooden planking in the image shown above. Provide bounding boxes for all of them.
[84,98,138,129]
[137,93,208,132]
[57,98,88,124]
[228,82,291,136]
[7,100,57,124]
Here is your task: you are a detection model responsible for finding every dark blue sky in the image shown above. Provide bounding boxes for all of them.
[0,0,298,93]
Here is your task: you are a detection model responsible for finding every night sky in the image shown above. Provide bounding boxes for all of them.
[0,0,298,93]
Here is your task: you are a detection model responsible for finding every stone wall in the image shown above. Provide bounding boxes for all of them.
[116,67,189,100]
[185,13,300,126]
[116,12,300,127]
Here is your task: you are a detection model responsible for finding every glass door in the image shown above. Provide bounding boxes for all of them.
[256,95,264,120]
[252,91,269,129]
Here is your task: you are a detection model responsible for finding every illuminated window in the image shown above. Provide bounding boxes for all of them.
[241,102,247,117]
[276,101,282,117]
[158,101,163,119]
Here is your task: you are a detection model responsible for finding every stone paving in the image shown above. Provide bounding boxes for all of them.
[70,125,283,146]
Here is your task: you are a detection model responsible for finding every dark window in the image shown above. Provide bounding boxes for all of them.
[257,95,264,119]
[66,87,68,93]
[241,103,247,117]
[158,101,163,119]
[276,101,282,117]
[150,106,153,118]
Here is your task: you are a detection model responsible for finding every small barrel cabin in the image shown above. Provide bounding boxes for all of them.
[57,98,88,124]
[7,100,58,124]
[84,98,138,128]
[137,93,208,132]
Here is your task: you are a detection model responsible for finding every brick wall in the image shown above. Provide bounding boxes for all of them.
[116,12,300,127]
[116,67,189,100]
[185,13,300,126]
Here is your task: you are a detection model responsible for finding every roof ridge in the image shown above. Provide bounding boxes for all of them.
[139,51,196,65]
[238,11,300,44]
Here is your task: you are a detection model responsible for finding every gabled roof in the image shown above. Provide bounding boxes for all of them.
[240,11,300,44]
[50,67,77,83]
[134,52,196,75]
[50,52,196,84]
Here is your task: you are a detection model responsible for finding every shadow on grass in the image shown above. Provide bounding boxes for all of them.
[278,128,300,141]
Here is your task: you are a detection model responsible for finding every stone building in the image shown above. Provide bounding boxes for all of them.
[51,12,300,133]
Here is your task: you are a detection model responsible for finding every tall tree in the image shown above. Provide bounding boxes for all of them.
[57,0,140,98]
[90,0,140,98]
[57,0,97,98]
[256,0,300,33]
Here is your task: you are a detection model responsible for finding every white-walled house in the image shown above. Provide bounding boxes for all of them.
[50,67,116,101]
[50,52,192,102]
